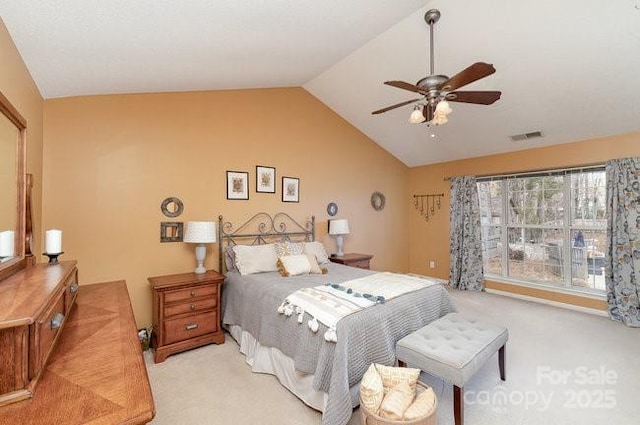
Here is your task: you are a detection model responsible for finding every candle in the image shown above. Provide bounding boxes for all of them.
[0,230,14,257]
[45,229,62,254]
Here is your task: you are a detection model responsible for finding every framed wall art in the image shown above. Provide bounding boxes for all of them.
[226,171,249,200]
[256,165,276,193]
[282,177,300,203]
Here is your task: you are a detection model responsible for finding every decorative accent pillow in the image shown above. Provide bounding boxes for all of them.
[379,381,415,420]
[233,244,278,276]
[304,241,330,265]
[404,386,436,420]
[224,246,237,272]
[375,364,421,395]
[360,364,384,414]
[274,241,305,257]
[277,254,327,277]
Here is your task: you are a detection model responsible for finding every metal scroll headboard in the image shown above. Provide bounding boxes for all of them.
[218,212,315,273]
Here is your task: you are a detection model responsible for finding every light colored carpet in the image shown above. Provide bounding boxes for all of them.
[145,289,640,424]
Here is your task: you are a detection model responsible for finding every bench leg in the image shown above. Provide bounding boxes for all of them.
[498,344,506,381]
[454,385,464,425]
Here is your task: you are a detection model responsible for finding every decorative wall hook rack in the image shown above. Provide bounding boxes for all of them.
[412,193,444,221]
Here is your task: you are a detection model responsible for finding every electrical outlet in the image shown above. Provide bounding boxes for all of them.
[429,261,436,268]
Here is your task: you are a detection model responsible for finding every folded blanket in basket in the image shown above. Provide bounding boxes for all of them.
[277,272,430,342]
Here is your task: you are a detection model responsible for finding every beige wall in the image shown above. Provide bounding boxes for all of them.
[408,131,640,310]
[43,88,410,326]
[0,19,44,258]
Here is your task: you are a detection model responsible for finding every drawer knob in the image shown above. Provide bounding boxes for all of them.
[185,323,198,330]
[50,313,65,329]
[190,304,195,310]
[69,282,79,293]
[190,291,196,297]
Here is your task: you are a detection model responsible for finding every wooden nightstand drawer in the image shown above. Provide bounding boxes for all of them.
[165,284,217,303]
[350,259,371,269]
[329,253,373,270]
[164,297,217,318]
[163,312,219,345]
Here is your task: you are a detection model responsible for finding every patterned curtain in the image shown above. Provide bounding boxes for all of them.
[605,158,640,327]
[449,176,484,290]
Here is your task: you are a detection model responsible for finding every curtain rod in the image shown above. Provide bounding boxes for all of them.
[442,161,605,181]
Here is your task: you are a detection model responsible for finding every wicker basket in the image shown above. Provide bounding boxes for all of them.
[360,381,437,425]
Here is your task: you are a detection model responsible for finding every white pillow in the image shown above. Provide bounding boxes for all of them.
[233,244,278,276]
[304,241,330,265]
[279,255,312,276]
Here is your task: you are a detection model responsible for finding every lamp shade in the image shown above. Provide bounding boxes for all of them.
[329,219,350,235]
[183,221,216,243]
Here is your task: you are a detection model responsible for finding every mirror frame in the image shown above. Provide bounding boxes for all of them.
[0,90,27,281]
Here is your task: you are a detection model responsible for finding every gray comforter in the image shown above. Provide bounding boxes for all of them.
[222,263,456,425]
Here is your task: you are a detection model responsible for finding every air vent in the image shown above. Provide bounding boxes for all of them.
[509,131,544,142]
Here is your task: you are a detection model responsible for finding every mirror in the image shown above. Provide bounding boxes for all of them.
[0,90,26,280]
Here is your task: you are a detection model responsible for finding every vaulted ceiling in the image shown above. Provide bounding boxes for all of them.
[2,0,639,166]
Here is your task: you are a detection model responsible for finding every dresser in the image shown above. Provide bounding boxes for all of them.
[329,253,373,269]
[0,261,78,406]
[149,270,225,363]
[0,280,155,424]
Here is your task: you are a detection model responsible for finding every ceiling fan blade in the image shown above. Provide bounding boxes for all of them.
[384,81,422,93]
[448,91,502,105]
[440,62,496,92]
[372,98,421,115]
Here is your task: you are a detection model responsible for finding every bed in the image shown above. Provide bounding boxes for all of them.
[219,213,456,425]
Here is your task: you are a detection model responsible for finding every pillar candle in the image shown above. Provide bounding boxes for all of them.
[0,230,15,257]
[45,229,62,254]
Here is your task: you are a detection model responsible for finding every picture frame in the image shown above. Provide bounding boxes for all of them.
[282,177,300,203]
[256,165,276,193]
[160,222,183,242]
[226,171,249,200]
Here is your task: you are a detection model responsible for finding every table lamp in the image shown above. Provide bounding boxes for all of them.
[329,219,350,257]
[183,221,216,274]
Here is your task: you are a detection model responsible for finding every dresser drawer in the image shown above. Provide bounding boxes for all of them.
[164,297,217,318]
[64,271,79,314]
[164,284,217,303]
[163,312,218,345]
[31,292,66,379]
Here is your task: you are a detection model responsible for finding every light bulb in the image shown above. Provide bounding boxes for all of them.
[408,106,426,124]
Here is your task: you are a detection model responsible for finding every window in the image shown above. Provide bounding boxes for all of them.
[477,167,606,293]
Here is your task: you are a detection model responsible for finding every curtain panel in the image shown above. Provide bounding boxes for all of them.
[605,158,640,327]
[449,176,484,290]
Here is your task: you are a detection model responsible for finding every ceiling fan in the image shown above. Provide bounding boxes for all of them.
[372,9,501,126]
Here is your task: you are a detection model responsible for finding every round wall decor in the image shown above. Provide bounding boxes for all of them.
[327,202,338,216]
[161,197,184,218]
[371,192,386,211]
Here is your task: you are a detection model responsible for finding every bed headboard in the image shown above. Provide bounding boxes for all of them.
[218,212,315,272]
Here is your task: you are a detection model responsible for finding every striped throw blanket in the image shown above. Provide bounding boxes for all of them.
[277,272,431,342]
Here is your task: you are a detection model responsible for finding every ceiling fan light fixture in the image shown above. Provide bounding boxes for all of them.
[432,111,448,126]
[435,99,452,116]
[409,105,426,124]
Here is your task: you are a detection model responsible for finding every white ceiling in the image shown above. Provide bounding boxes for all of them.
[1,0,639,167]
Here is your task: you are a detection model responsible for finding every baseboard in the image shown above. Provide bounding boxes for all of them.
[485,287,609,317]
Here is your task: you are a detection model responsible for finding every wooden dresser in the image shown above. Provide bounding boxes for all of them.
[0,261,78,406]
[149,270,225,363]
[0,280,155,425]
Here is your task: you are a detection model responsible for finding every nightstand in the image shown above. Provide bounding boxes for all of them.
[149,270,225,363]
[329,253,373,270]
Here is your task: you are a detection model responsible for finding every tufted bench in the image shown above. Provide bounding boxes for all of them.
[396,313,508,425]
